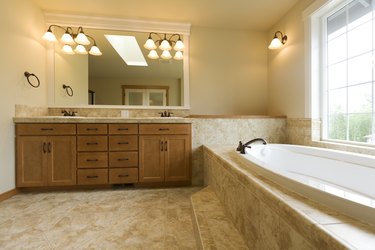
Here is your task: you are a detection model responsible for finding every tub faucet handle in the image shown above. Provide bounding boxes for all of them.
[236,141,243,151]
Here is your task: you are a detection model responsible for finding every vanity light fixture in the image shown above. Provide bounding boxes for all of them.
[268,31,287,50]
[144,32,184,60]
[42,25,102,56]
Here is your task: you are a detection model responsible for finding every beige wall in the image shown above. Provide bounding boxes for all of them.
[267,0,314,118]
[89,77,181,106]
[0,0,47,194]
[189,27,268,115]
[54,48,88,105]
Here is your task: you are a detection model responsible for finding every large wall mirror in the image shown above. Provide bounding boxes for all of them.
[46,13,190,109]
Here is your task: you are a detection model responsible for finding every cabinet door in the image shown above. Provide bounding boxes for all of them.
[47,136,76,186]
[139,135,164,182]
[16,136,48,187]
[164,135,191,182]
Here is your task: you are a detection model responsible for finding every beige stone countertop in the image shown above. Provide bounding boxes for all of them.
[13,116,192,123]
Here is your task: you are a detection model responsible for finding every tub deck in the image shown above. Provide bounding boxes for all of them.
[204,145,375,249]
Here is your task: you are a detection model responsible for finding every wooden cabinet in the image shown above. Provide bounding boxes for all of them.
[76,124,108,185]
[139,124,191,183]
[108,124,139,184]
[16,124,76,187]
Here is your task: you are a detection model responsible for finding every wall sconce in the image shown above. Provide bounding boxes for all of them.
[42,25,102,56]
[268,31,287,50]
[144,33,184,60]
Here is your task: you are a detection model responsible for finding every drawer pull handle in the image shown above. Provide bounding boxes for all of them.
[118,174,129,178]
[118,158,129,161]
[159,128,170,131]
[48,142,52,153]
[41,128,54,131]
[86,128,98,131]
[161,141,164,151]
[86,142,99,145]
[43,142,47,153]
[164,141,167,151]
[86,159,98,162]
[118,142,129,145]
[86,175,98,179]
[118,128,129,131]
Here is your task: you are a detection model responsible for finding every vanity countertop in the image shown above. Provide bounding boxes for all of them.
[13,116,192,123]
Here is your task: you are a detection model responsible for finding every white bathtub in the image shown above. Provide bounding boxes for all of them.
[237,144,375,226]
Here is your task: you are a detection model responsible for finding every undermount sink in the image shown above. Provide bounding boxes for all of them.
[32,115,86,118]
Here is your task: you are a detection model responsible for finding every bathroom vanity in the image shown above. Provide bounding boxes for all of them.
[14,118,191,188]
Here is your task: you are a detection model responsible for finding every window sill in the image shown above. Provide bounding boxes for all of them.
[311,139,375,157]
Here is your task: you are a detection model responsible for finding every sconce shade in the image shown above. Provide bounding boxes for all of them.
[148,50,159,59]
[144,38,157,50]
[74,32,90,45]
[60,32,74,45]
[159,39,172,51]
[268,37,283,49]
[61,44,75,55]
[173,51,183,60]
[75,44,88,54]
[89,45,102,56]
[42,30,57,42]
[174,39,184,51]
[268,31,287,50]
[161,50,172,59]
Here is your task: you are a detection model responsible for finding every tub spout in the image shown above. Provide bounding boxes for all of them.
[237,138,267,154]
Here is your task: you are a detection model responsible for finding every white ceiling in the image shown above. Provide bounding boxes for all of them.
[32,0,302,30]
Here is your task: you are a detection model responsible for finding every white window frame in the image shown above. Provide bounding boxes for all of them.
[304,0,375,148]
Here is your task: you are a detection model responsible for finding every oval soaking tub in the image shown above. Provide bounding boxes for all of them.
[237,144,375,226]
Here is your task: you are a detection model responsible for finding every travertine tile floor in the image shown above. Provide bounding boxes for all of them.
[0,187,201,249]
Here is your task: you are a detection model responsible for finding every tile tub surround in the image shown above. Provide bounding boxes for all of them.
[287,118,375,157]
[0,187,200,249]
[190,186,248,249]
[204,145,375,249]
[191,117,286,185]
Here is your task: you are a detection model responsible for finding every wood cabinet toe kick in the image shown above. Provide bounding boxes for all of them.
[15,122,191,188]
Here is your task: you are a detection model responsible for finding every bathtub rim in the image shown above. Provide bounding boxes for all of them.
[237,144,375,227]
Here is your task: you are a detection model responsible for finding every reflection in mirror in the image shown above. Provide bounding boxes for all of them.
[54,28,184,107]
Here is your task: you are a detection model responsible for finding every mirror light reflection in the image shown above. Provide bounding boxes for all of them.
[54,28,184,107]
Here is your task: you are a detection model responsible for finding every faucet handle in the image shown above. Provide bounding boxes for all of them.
[159,112,165,117]
[236,141,243,151]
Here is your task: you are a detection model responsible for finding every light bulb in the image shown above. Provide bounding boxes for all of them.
[161,50,172,60]
[74,32,90,45]
[89,45,102,56]
[42,30,57,42]
[61,45,74,55]
[173,51,183,60]
[268,37,283,49]
[148,50,159,59]
[173,39,184,51]
[60,32,74,45]
[144,38,157,50]
[74,44,88,54]
[159,39,172,51]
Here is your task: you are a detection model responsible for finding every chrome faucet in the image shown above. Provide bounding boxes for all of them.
[236,138,268,154]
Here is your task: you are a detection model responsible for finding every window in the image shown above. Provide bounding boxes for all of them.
[122,85,169,106]
[323,0,375,145]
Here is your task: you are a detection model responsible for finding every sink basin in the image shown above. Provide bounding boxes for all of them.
[32,116,86,118]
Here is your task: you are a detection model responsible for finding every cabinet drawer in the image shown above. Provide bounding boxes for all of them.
[77,136,108,151]
[77,152,108,169]
[77,169,108,185]
[109,124,138,135]
[77,124,107,135]
[109,136,138,151]
[139,124,191,135]
[109,168,138,184]
[16,124,76,135]
[109,152,138,167]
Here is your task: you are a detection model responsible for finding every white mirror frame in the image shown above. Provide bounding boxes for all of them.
[45,12,191,109]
